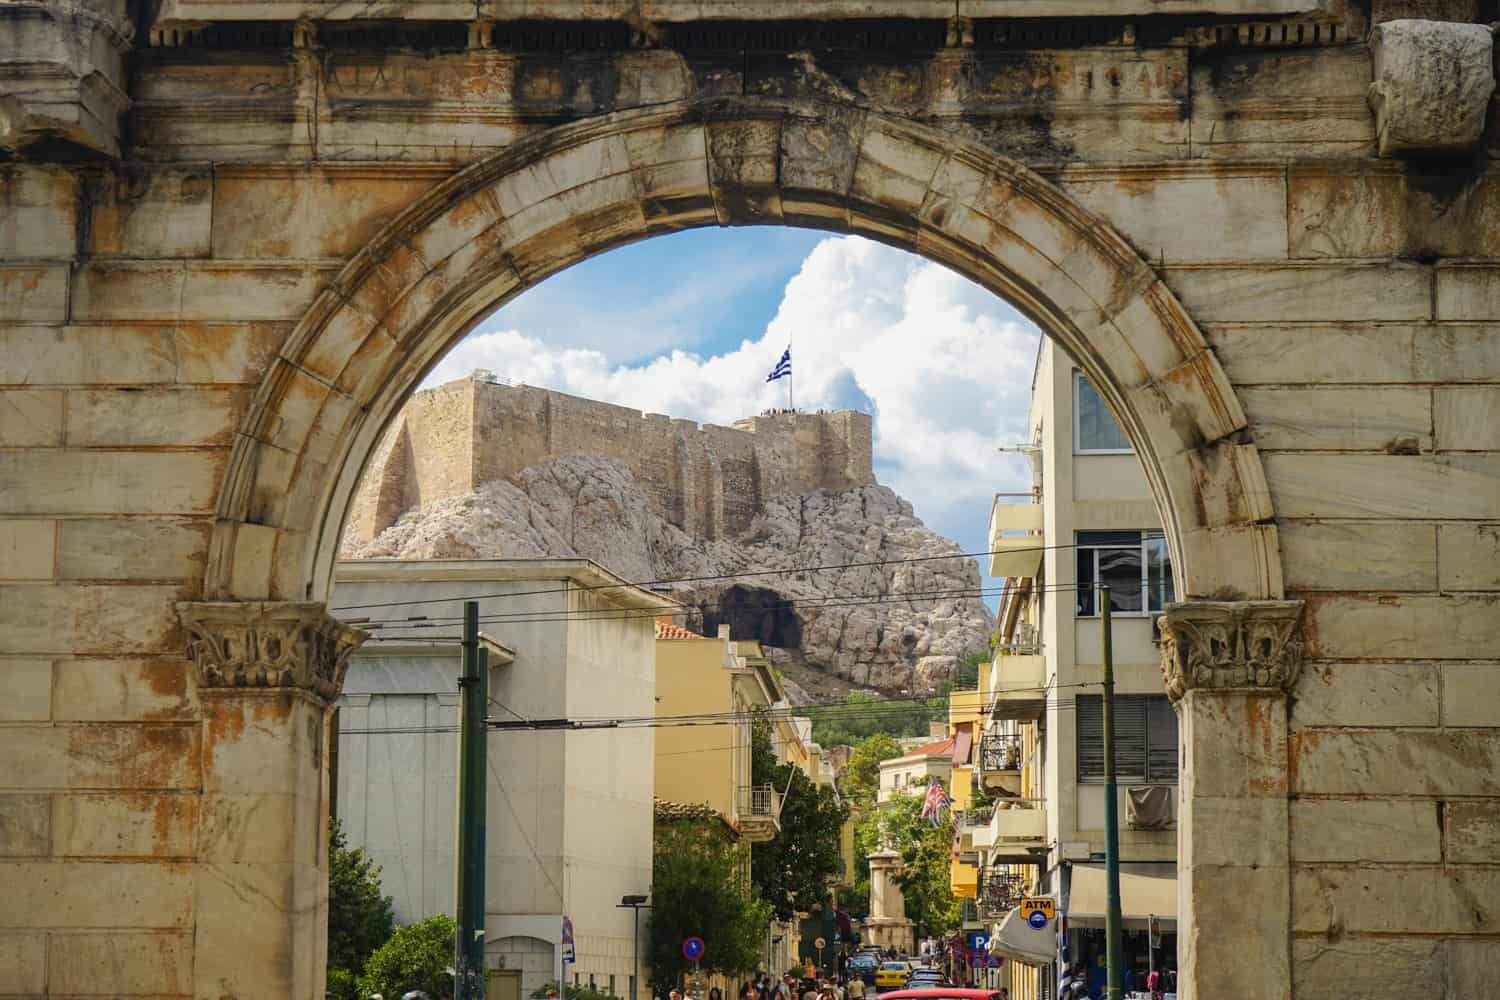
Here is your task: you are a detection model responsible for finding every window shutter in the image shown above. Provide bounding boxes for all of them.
[1114,696,1148,782]
[1147,696,1179,782]
[1076,696,1104,782]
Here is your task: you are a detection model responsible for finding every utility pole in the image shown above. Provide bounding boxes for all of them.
[1100,586,1123,1000]
[457,600,488,999]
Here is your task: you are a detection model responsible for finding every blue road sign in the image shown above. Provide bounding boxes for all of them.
[1026,910,1049,930]
[682,936,705,961]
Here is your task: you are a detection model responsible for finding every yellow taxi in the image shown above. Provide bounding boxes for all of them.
[874,962,911,990]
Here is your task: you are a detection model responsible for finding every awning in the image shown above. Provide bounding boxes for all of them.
[952,725,973,766]
[1065,863,1177,931]
[987,906,1055,966]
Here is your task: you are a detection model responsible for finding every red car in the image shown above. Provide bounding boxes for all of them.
[878,991,1004,1000]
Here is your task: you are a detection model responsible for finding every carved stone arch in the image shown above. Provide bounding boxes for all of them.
[206,96,1282,606]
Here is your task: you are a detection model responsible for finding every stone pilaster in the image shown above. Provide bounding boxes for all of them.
[1159,600,1306,1000]
[176,601,367,1000]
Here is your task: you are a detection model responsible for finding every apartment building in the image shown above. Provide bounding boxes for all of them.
[975,340,1179,999]
[331,558,673,999]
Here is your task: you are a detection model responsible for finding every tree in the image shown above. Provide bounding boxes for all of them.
[864,794,961,935]
[358,914,456,999]
[648,823,771,984]
[328,818,395,984]
[843,733,902,809]
[809,692,937,747]
[749,722,851,922]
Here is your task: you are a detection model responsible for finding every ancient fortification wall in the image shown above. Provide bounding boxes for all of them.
[346,377,875,543]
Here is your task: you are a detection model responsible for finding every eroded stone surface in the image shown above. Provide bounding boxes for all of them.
[1369,19,1495,157]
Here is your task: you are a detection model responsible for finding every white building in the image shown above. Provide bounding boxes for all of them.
[331,559,675,998]
[876,735,955,806]
[978,340,1178,999]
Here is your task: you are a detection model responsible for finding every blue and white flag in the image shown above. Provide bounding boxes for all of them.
[765,347,792,383]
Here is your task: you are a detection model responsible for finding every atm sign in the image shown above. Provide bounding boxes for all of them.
[1020,897,1055,922]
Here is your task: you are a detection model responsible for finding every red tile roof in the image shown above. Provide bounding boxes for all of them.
[894,736,956,761]
[654,618,703,640]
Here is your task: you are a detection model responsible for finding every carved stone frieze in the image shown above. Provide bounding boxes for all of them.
[1368,18,1495,157]
[1157,600,1306,702]
[177,601,367,704]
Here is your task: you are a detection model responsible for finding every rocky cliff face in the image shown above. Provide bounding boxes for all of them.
[342,454,992,694]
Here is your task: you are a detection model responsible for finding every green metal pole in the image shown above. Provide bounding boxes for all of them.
[1100,586,1123,1000]
[457,601,488,999]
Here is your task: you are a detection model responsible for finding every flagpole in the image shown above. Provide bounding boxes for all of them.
[788,333,794,412]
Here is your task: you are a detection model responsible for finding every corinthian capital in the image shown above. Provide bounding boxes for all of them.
[1157,600,1306,702]
[177,601,367,705]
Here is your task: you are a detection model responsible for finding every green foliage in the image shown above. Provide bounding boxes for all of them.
[843,734,902,810]
[327,818,395,986]
[648,823,771,984]
[749,723,851,922]
[357,914,456,999]
[954,652,985,690]
[850,794,960,937]
[807,692,938,748]
[327,967,360,1000]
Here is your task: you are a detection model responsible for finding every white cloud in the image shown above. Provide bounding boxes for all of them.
[423,236,1040,536]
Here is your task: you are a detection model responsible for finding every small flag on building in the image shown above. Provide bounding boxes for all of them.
[765,347,791,383]
[920,777,952,826]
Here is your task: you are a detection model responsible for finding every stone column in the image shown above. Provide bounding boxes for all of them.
[177,601,366,999]
[1158,601,1305,1000]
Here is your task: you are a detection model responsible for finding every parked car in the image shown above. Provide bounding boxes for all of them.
[849,955,880,986]
[906,970,946,989]
[875,962,912,990]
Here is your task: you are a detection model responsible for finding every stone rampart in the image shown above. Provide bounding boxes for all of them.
[346,377,874,543]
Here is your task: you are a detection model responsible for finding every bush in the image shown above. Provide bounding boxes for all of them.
[327,967,360,1000]
[328,818,396,976]
[531,982,622,1000]
[358,914,456,999]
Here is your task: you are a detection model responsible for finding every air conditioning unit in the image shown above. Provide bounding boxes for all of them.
[1125,786,1173,830]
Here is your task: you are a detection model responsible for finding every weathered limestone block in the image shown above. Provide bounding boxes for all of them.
[0,933,46,993]
[1372,0,1478,22]
[51,658,197,721]
[1291,661,1440,728]
[47,931,192,995]
[1280,521,1437,592]
[1444,800,1500,861]
[0,518,57,580]
[1450,941,1500,999]
[1442,664,1500,725]
[0,660,51,721]
[0,2,132,159]
[0,795,50,857]
[1368,19,1495,157]
[1293,729,1500,796]
[1289,799,1441,862]
[1292,938,1444,997]
[1294,866,1500,934]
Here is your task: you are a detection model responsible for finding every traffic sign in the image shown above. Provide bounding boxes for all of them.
[986,956,1004,969]
[966,932,990,952]
[682,936,705,961]
[562,917,576,964]
[966,954,985,969]
[1020,896,1055,929]
[814,937,826,950]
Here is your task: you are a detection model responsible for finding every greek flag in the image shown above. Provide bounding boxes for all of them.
[765,347,792,383]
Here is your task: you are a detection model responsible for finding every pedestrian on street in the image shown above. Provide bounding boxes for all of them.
[847,977,865,1000]
[709,987,723,1000]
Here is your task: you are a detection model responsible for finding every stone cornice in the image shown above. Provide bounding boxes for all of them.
[1158,600,1306,701]
[177,601,367,704]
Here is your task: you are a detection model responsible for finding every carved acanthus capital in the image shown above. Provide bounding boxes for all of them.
[1157,600,1306,703]
[177,601,367,705]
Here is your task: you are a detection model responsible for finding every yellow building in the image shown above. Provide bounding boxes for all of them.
[654,619,784,843]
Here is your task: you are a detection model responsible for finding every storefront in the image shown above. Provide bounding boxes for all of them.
[1061,863,1177,996]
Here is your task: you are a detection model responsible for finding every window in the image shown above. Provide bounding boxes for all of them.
[1076,695,1178,783]
[1074,372,1131,453]
[1076,530,1175,617]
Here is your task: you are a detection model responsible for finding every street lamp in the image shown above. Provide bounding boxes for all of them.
[618,894,651,1000]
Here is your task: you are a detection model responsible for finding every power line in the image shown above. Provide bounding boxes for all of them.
[331,540,1085,613]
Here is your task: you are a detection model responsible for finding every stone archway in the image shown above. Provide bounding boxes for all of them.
[204,97,1282,610]
[187,96,1302,1000]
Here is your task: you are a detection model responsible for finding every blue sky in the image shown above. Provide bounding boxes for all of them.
[426,228,1042,607]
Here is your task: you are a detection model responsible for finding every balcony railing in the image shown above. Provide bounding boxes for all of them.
[737,784,781,843]
[977,869,1029,918]
[740,783,778,818]
[980,733,1022,772]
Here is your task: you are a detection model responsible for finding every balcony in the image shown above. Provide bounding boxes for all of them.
[977,869,1029,920]
[988,494,1043,579]
[988,653,1047,720]
[978,732,1024,796]
[737,784,781,843]
[987,801,1047,861]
